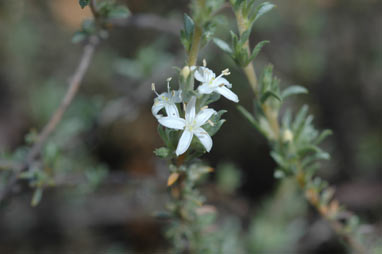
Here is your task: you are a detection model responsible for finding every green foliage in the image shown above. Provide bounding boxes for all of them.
[213,33,269,67]
[203,110,227,137]
[281,85,308,99]
[73,0,130,43]
[79,0,90,9]
[154,147,170,159]
[97,1,130,19]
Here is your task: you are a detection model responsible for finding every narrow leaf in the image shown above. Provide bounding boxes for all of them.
[237,105,267,137]
[292,105,308,132]
[213,38,233,54]
[239,30,251,47]
[281,85,308,99]
[260,90,281,104]
[247,40,269,65]
[251,2,276,24]
[31,187,43,207]
[107,6,130,19]
[183,14,195,38]
[314,129,333,145]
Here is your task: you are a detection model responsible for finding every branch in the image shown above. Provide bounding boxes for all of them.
[0,36,99,204]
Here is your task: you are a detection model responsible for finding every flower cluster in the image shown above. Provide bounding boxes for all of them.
[152,64,238,156]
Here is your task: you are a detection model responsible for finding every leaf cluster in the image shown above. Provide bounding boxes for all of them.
[73,0,130,44]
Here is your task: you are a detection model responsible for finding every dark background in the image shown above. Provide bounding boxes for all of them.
[0,0,381,253]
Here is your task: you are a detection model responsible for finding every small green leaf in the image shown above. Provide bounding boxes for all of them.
[203,110,227,136]
[292,105,308,132]
[281,85,308,99]
[107,6,130,19]
[31,187,43,207]
[238,30,251,47]
[251,2,276,24]
[79,0,90,9]
[314,129,333,145]
[183,14,195,38]
[270,151,288,169]
[260,90,281,104]
[237,105,267,137]
[247,40,269,65]
[213,38,233,54]
[154,147,171,158]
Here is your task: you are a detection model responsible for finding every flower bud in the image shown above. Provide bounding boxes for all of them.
[282,129,293,142]
[181,66,191,79]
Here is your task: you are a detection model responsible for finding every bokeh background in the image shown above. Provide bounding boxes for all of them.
[0,0,381,253]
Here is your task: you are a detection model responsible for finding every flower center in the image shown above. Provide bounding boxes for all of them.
[186,120,197,131]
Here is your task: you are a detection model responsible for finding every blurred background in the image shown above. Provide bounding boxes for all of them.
[0,0,381,253]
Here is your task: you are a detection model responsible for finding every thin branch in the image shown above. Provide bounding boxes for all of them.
[0,36,99,204]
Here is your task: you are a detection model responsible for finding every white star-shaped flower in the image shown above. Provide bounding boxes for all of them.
[158,96,216,156]
[194,67,239,103]
[151,81,182,119]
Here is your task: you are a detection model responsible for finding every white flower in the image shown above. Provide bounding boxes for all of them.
[194,67,239,103]
[151,81,182,119]
[158,96,216,156]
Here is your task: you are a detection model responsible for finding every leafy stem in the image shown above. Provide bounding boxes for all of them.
[232,3,366,253]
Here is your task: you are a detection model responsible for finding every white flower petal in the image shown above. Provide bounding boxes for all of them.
[152,101,165,119]
[195,108,216,127]
[158,116,185,130]
[186,96,196,121]
[197,83,215,94]
[194,67,215,83]
[165,104,179,118]
[216,86,239,103]
[176,130,193,156]
[171,90,182,103]
[214,77,232,88]
[194,127,213,152]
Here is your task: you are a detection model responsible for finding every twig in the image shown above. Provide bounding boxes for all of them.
[0,36,99,204]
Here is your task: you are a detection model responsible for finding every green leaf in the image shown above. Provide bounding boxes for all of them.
[183,14,195,38]
[251,2,276,24]
[247,40,269,65]
[292,105,308,132]
[294,115,313,142]
[107,6,130,19]
[79,0,90,9]
[281,85,308,99]
[238,29,251,47]
[270,151,287,168]
[213,38,233,54]
[260,90,281,104]
[237,105,267,137]
[203,110,227,136]
[314,129,332,145]
[31,187,43,207]
[154,147,171,158]
[157,125,169,146]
